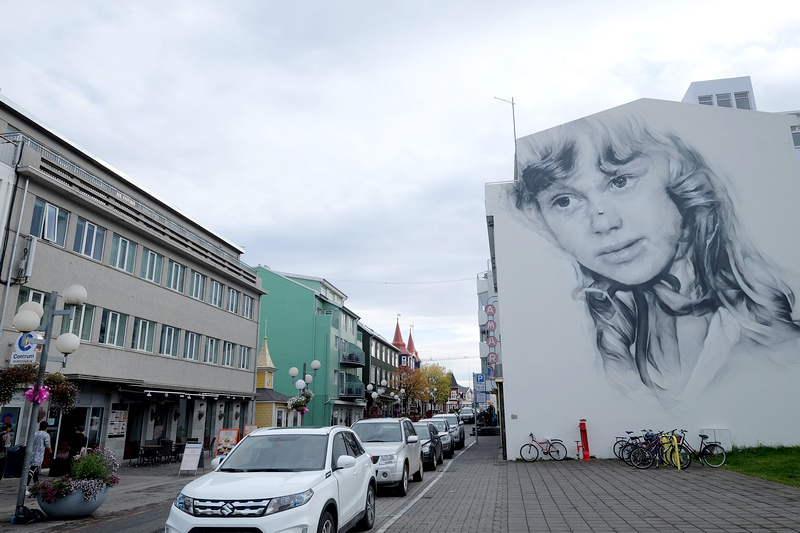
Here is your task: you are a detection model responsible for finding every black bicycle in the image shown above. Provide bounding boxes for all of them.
[676,430,726,468]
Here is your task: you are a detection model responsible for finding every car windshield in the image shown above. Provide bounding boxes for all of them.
[441,415,459,426]
[425,420,448,432]
[413,424,431,439]
[218,433,327,472]
[352,422,403,443]
[461,409,473,414]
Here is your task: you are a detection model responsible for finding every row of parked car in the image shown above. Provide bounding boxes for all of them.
[165,413,470,533]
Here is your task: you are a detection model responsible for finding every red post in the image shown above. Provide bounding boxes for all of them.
[578,419,590,461]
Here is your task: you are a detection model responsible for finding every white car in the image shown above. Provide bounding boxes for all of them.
[351,418,423,496]
[165,426,376,533]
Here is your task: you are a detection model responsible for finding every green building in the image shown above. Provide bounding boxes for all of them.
[256,267,367,427]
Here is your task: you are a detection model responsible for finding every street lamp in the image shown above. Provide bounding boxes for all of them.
[12,285,87,523]
[288,359,321,394]
[287,359,320,423]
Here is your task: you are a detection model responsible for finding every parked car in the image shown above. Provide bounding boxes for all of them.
[420,418,453,458]
[351,417,423,496]
[165,426,376,533]
[434,413,465,449]
[459,407,476,423]
[413,421,443,470]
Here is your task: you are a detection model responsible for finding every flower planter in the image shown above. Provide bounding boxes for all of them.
[37,486,110,518]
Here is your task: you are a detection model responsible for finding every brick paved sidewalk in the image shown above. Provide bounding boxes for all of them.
[381,435,800,533]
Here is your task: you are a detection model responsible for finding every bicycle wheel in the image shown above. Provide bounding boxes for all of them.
[519,443,539,462]
[701,444,726,468]
[547,441,568,461]
[621,443,637,466]
[630,447,653,469]
[613,439,626,459]
[678,445,692,469]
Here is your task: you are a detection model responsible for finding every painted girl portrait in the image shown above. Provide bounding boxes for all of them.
[511,112,800,406]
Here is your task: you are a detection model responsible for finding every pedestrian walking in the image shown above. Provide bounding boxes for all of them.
[0,422,12,480]
[29,420,51,485]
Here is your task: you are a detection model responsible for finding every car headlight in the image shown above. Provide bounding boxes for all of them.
[422,444,430,453]
[174,493,194,515]
[265,489,314,515]
[378,454,397,466]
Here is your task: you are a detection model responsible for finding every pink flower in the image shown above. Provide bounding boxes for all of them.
[23,385,50,403]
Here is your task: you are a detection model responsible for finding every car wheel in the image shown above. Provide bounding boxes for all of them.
[317,510,335,533]
[355,484,376,531]
[413,456,423,482]
[395,463,409,496]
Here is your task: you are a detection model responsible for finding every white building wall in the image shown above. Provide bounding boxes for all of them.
[485,98,800,459]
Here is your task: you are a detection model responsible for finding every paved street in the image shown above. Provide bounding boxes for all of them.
[2,430,800,532]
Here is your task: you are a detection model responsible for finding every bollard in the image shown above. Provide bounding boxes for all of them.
[578,419,591,461]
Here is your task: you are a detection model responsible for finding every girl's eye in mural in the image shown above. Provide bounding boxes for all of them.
[609,175,632,189]
[552,195,572,208]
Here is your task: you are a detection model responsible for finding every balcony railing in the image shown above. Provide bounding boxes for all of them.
[338,376,365,398]
[339,343,365,366]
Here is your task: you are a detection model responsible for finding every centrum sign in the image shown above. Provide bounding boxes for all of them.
[10,331,44,365]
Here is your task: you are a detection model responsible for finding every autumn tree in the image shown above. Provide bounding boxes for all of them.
[396,365,426,414]
[422,363,452,407]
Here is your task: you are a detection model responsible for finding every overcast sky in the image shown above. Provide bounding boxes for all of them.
[2,0,799,386]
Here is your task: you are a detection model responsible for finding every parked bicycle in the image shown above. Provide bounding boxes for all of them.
[676,429,727,468]
[520,433,568,462]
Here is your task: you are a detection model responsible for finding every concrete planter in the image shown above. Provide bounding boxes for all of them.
[37,486,110,518]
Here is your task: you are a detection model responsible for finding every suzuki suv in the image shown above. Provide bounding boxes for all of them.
[165,426,376,533]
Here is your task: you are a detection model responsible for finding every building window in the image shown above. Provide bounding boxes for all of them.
[60,303,94,342]
[189,271,205,300]
[792,125,800,148]
[734,91,751,110]
[241,295,253,319]
[140,248,163,283]
[99,310,127,347]
[222,342,236,367]
[184,331,200,361]
[160,325,181,356]
[716,93,732,108]
[204,337,219,364]
[226,288,239,313]
[17,287,48,309]
[73,218,105,261]
[166,260,186,292]
[30,198,69,246]
[131,317,156,352]
[698,95,713,106]
[109,234,137,273]
[239,346,251,370]
[208,280,223,307]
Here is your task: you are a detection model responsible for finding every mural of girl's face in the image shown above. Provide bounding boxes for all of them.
[534,139,683,286]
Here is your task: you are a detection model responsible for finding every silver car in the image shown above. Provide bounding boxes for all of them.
[351,418,423,496]
[434,413,465,450]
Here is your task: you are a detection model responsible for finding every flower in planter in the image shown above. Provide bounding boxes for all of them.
[287,389,314,412]
[29,447,120,503]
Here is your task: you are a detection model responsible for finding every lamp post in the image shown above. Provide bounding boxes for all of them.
[12,285,87,522]
[287,359,321,422]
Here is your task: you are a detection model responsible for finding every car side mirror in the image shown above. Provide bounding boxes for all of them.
[407,435,419,443]
[335,455,356,470]
[211,457,223,470]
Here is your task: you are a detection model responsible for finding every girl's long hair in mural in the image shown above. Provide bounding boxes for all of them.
[513,114,800,403]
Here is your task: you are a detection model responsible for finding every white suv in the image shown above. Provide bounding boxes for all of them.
[351,418,423,496]
[165,426,376,533]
